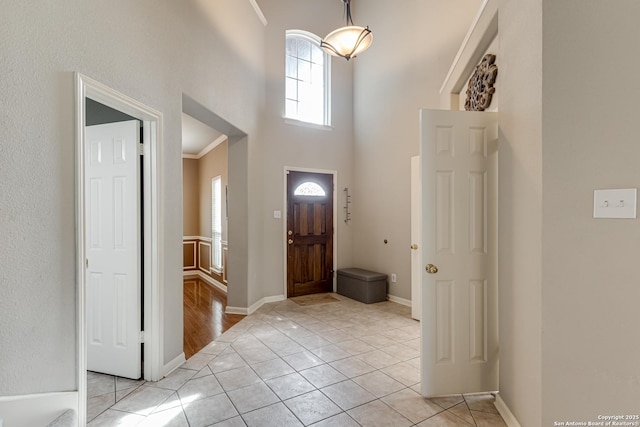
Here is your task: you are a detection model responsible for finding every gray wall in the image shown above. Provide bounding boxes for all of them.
[228,135,252,308]
[541,0,640,422]
[488,0,640,424]
[0,0,265,394]
[352,0,483,300]
[496,0,543,425]
[258,0,356,299]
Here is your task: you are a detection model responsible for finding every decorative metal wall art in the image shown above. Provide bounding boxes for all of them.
[343,187,352,223]
[464,54,498,111]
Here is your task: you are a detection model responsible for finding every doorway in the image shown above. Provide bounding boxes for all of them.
[75,73,163,426]
[180,93,248,344]
[181,111,232,358]
[285,170,335,297]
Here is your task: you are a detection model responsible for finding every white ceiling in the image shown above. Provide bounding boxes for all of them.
[181,112,226,157]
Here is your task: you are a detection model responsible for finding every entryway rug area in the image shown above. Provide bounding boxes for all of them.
[290,293,339,306]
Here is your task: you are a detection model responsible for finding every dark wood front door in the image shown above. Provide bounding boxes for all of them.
[287,171,334,297]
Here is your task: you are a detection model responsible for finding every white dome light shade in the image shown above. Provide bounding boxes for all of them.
[321,25,372,60]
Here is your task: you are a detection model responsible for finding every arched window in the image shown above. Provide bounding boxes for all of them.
[285,30,331,126]
[294,182,326,197]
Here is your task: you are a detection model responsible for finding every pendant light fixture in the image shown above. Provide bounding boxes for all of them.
[321,0,373,61]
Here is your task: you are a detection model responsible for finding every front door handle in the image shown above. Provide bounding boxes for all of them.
[288,239,294,245]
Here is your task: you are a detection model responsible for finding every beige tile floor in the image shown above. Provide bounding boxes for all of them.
[88,294,507,426]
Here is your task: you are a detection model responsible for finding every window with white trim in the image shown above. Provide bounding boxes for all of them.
[211,176,222,272]
[285,30,331,126]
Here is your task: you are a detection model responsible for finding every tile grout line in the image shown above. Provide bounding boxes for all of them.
[257,316,420,424]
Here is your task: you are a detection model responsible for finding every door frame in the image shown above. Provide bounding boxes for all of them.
[410,156,422,320]
[75,73,164,425]
[282,166,338,298]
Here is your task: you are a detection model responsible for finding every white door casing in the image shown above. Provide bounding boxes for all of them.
[411,156,422,321]
[85,120,141,379]
[420,109,498,396]
[76,72,165,427]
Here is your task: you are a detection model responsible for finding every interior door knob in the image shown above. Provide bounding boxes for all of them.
[425,264,438,274]
[410,244,419,250]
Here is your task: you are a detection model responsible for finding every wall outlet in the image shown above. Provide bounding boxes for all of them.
[391,273,397,283]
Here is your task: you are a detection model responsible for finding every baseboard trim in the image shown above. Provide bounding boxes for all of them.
[495,394,522,427]
[263,295,286,304]
[246,298,265,314]
[226,294,286,316]
[183,270,227,294]
[0,391,78,427]
[387,294,412,307]
[225,306,248,315]
[163,353,186,377]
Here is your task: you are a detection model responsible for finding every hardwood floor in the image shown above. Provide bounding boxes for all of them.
[183,276,244,359]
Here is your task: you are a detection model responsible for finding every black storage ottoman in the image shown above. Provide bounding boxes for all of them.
[337,268,388,304]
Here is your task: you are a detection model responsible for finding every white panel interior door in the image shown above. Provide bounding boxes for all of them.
[86,120,141,379]
[420,109,498,396]
[411,156,422,321]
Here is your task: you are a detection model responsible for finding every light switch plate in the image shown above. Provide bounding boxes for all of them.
[273,210,282,219]
[593,188,637,219]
